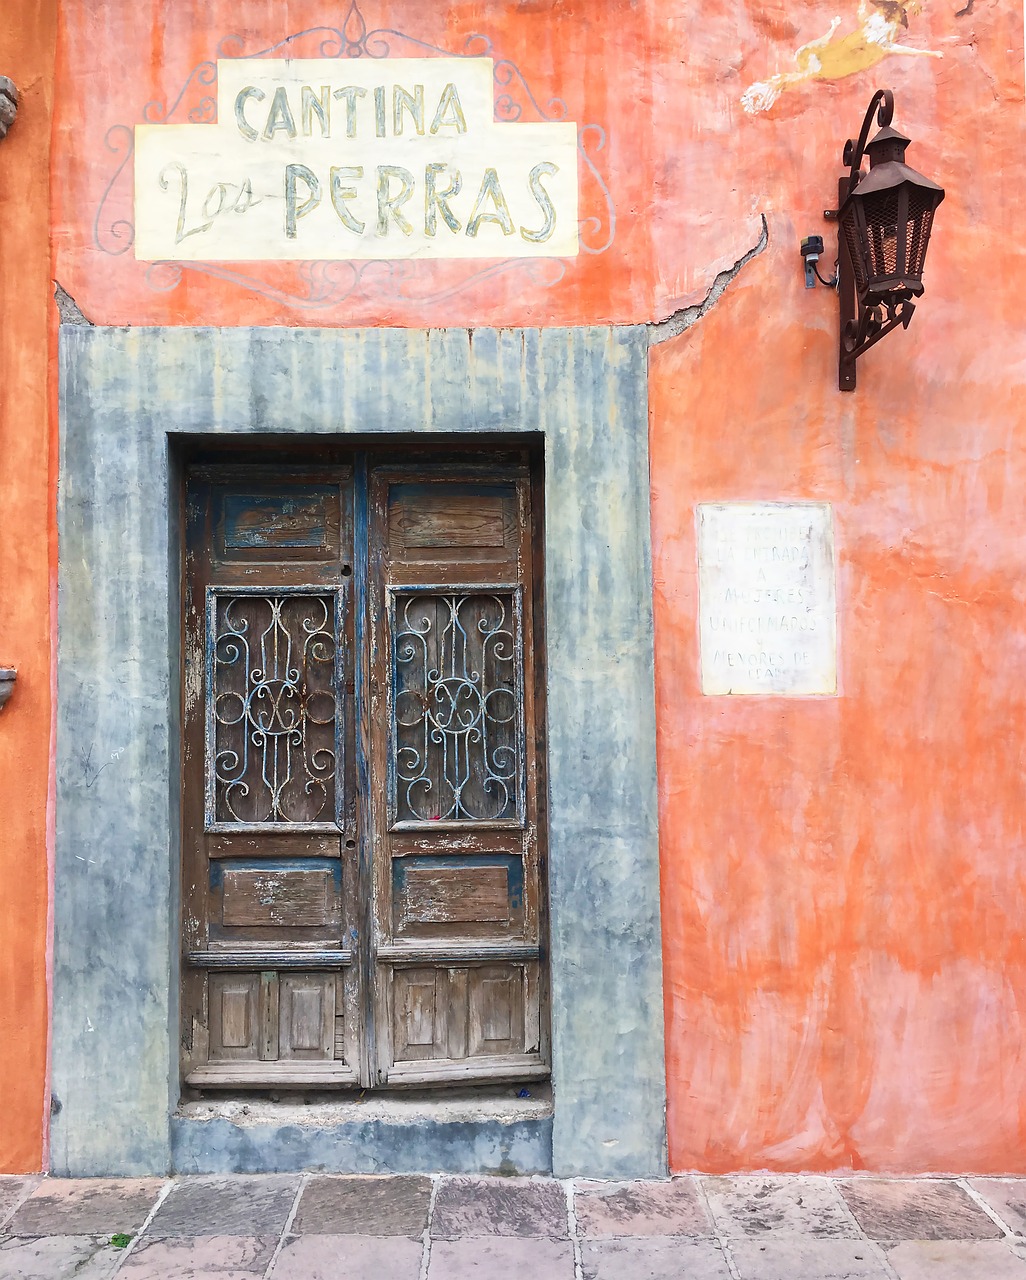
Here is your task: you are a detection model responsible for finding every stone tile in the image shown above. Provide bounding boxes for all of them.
[293,1175,431,1236]
[7,1178,165,1236]
[118,1235,278,1278]
[270,1233,423,1279]
[702,1175,858,1237]
[581,1236,731,1279]
[0,1177,41,1230]
[729,1238,892,1279]
[427,1236,575,1279]
[0,1234,121,1280]
[575,1178,712,1237]
[432,1177,567,1238]
[840,1179,1003,1241]
[969,1178,1026,1236]
[885,1240,1026,1279]
[147,1175,299,1237]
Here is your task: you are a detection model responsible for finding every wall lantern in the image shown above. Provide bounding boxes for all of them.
[800,89,945,391]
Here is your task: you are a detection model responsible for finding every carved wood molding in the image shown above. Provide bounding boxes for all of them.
[0,78,18,142]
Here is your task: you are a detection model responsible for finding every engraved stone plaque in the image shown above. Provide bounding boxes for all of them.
[697,502,836,696]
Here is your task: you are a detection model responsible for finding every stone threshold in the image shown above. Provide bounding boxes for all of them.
[171,1084,554,1175]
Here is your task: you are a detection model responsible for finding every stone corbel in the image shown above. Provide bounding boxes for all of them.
[0,669,16,713]
[0,78,18,141]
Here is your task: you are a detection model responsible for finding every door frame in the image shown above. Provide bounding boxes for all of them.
[179,449,551,1092]
[54,324,666,1178]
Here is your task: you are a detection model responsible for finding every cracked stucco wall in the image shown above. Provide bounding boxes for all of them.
[4,0,1022,1181]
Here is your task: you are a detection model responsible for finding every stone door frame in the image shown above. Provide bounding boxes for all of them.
[53,324,666,1178]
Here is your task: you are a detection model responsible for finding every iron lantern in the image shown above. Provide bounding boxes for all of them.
[804,89,945,390]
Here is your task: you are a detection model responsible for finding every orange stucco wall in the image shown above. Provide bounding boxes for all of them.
[3,0,1025,1171]
[0,0,57,1174]
[53,0,655,328]
[650,2,1026,1172]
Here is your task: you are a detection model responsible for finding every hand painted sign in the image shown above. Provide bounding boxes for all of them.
[134,58,579,261]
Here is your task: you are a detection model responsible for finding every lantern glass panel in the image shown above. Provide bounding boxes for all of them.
[863,189,901,278]
[905,190,935,279]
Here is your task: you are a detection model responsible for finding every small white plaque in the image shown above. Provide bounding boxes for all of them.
[697,502,836,696]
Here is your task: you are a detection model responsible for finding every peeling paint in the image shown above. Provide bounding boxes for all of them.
[54,283,92,327]
[648,216,769,346]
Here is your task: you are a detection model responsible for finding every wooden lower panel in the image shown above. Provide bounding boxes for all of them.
[468,968,522,1056]
[203,970,347,1073]
[208,973,260,1061]
[279,973,335,1060]
[387,962,540,1074]
[392,968,447,1062]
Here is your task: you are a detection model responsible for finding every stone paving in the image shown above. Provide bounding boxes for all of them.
[4,1173,1026,1278]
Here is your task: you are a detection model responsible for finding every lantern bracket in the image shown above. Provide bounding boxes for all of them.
[836,89,902,389]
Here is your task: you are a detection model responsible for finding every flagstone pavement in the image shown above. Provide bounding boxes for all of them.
[4,1172,1026,1278]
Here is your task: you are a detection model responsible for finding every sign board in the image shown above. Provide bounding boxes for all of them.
[134,58,579,262]
[697,502,837,696]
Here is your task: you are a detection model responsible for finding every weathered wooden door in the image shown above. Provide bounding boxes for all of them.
[181,457,547,1091]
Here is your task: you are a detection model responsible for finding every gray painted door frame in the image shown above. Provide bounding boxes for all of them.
[54,325,666,1178]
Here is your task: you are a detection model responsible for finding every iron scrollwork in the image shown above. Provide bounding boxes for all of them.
[206,588,342,830]
[390,589,525,827]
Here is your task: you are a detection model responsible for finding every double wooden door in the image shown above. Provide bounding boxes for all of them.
[180,457,548,1090]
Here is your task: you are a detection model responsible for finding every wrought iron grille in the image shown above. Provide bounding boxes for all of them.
[205,588,342,830]
[389,589,525,826]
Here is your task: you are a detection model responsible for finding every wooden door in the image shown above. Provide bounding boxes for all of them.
[367,467,548,1085]
[181,456,548,1092]
[181,467,360,1088]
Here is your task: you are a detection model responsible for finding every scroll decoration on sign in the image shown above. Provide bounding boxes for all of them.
[94,1,614,310]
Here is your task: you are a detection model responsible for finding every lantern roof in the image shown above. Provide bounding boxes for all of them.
[866,125,910,157]
[847,159,945,202]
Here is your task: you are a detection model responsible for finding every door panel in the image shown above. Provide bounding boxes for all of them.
[368,468,546,1085]
[218,864,338,930]
[208,974,260,1061]
[181,456,548,1092]
[278,974,336,1060]
[392,855,524,937]
[182,467,358,1087]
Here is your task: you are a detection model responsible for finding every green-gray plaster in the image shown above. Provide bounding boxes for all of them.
[170,1115,552,1176]
[54,325,666,1178]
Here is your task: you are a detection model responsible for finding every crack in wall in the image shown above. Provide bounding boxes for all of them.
[647,214,769,346]
[54,282,93,326]
[52,218,768,338]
